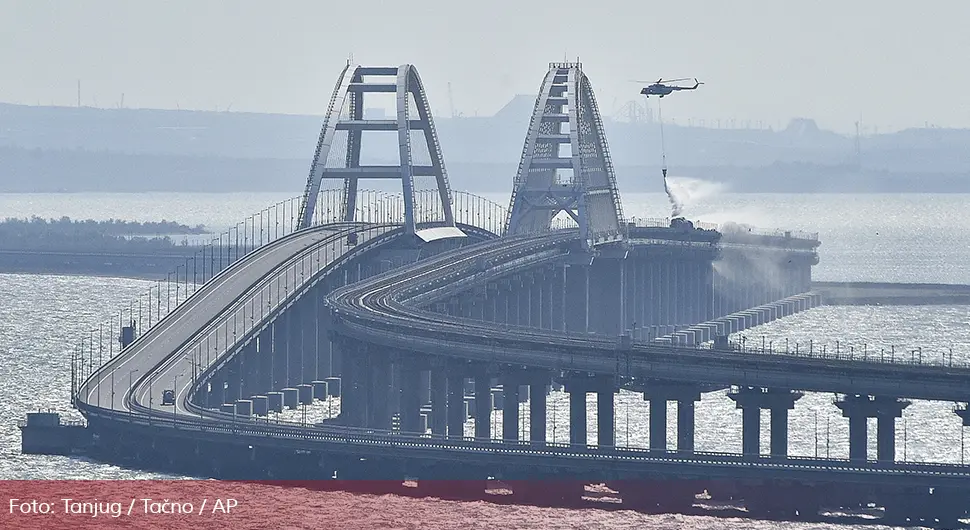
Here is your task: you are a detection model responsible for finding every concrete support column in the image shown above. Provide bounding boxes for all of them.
[564,375,614,446]
[657,259,673,326]
[507,281,520,325]
[530,380,547,444]
[588,258,622,336]
[677,400,695,453]
[568,389,587,446]
[368,354,391,430]
[517,277,530,327]
[625,259,639,336]
[447,370,465,438]
[836,395,909,463]
[530,275,543,329]
[730,387,802,458]
[430,368,447,436]
[225,357,241,404]
[301,294,317,383]
[502,375,520,442]
[647,261,658,331]
[597,390,615,447]
[769,405,790,458]
[848,414,867,462]
[287,307,303,386]
[649,398,666,451]
[876,414,896,462]
[333,338,354,424]
[271,317,288,391]
[399,362,422,434]
[678,261,689,326]
[207,370,226,408]
[551,266,565,331]
[483,284,497,322]
[316,293,331,379]
[257,327,273,394]
[644,383,701,453]
[563,264,589,333]
[355,350,372,427]
[474,372,491,439]
[418,369,431,406]
[241,340,258,398]
[741,406,760,456]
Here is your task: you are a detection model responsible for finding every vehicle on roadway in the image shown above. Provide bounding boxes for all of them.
[161,389,175,406]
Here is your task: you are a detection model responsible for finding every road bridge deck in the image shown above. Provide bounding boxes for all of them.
[328,233,970,402]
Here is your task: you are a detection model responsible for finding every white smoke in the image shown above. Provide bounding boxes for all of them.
[664,175,727,218]
[661,170,684,218]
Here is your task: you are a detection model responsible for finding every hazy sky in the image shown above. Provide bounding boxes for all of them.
[3,0,968,133]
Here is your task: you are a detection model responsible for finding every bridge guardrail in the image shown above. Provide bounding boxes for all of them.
[71,189,510,405]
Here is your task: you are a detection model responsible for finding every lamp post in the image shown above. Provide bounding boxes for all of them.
[173,373,178,428]
[148,373,154,426]
[825,416,830,458]
[814,410,819,458]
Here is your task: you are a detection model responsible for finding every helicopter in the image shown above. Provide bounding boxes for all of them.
[638,78,703,98]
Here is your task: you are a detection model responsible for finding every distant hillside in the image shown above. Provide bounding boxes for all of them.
[1,102,968,193]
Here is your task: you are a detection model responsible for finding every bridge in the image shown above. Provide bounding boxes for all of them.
[66,62,970,526]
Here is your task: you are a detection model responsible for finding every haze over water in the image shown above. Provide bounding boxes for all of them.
[2,191,969,528]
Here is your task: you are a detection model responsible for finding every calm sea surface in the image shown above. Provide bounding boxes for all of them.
[1,191,968,528]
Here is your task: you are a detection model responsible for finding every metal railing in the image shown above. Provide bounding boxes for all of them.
[71,188,510,402]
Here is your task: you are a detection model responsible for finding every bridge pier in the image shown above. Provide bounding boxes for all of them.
[287,304,304,387]
[588,256,622,336]
[206,370,225,408]
[835,395,909,462]
[272,317,288,391]
[300,292,318,384]
[504,279,519,325]
[225,357,241,404]
[563,263,589,333]
[368,352,392,430]
[430,365,448,436]
[497,281,511,325]
[483,282,497,322]
[549,266,565,332]
[315,290,332,379]
[729,387,802,458]
[564,375,615,447]
[530,377,547,445]
[642,382,702,453]
[399,362,423,434]
[597,387,615,447]
[532,270,546,329]
[257,327,273,394]
[502,372,520,441]
[335,337,367,427]
[673,260,686,326]
[470,368,491,439]
[240,339,258,399]
[663,260,675,330]
[447,365,466,437]
[516,275,532,327]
